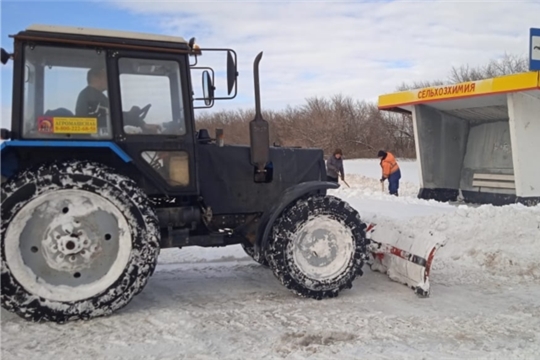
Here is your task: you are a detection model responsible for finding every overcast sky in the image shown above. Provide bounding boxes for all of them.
[1,0,539,128]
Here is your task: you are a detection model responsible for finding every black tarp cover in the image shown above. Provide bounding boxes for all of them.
[197,144,326,214]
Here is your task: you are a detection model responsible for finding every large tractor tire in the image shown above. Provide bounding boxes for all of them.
[1,160,160,323]
[266,194,367,300]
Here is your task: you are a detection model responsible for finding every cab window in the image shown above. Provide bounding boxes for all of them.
[22,45,112,139]
[118,57,186,136]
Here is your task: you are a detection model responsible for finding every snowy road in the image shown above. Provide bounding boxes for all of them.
[2,256,539,360]
[2,159,540,359]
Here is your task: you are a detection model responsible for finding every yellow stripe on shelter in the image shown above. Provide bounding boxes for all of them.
[378,71,540,109]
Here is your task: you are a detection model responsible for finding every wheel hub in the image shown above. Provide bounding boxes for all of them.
[42,218,102,272]
[297,229,338,267]
[290,216,354,282]
[5,189,132,302]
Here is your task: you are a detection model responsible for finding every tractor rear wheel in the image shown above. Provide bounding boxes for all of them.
[1,160,160,323]
[266,194,367,300]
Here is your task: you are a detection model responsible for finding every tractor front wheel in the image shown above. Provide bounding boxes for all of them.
[267,194,367,299]
[1,160,160,323]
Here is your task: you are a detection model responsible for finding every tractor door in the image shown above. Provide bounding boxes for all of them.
[109,50,198,195]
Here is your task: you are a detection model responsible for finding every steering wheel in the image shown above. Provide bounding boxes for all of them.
[137,103,152,122]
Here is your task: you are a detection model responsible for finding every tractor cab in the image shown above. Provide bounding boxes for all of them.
[2,24,232,133]
[1,24,240,195]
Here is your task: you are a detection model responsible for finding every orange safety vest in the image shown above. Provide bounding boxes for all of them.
[380,152,399,178]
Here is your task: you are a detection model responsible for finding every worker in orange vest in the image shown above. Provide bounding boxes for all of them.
[378,150,401,196]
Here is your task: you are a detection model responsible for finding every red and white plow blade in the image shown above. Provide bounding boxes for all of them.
[364,223,447,297]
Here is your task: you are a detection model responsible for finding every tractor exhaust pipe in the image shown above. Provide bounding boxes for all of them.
[249,52,270,178]
[253,52,263,117]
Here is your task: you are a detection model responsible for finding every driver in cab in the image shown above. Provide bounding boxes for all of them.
[76,67,161,134]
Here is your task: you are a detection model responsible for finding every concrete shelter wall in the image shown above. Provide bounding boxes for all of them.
[412,105,468,190]
[508,92,540,198]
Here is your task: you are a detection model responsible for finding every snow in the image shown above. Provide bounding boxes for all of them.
[2,158,540,359]
[345,158,421,186]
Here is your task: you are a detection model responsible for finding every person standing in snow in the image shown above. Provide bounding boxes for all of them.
[378,150,401,196]
[326,148,345,183]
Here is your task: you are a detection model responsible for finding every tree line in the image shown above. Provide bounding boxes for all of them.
[195,53,528,159]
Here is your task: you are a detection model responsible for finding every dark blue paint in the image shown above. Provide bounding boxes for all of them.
[529,28,540,71]
[1,149,19,178]
[0,140,132,162]
[388,168,401,196]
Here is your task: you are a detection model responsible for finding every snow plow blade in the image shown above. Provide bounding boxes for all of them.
[364,223,447,297]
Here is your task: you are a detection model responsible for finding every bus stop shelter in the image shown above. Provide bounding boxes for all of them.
[378,71,540,206]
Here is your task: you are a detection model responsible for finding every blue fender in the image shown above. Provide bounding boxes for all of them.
[1,140,132,179]
[254,180,340,255]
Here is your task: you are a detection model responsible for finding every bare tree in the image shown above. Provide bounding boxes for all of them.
[449,53,528,82]
[195,53,526,159]
[397,53,529,91]
[195,95,416,159]
[395,79,447,91]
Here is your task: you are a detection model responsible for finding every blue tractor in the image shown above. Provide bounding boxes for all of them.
[0,25,369,323]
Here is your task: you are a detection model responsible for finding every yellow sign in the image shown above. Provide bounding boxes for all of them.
[52,117,98,134]
[378,71,540,109]
[418,82,478,100]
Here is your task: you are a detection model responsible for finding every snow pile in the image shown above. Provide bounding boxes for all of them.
[434,204,540,283]
[339,158,540,285]
[344,158,419,185]
[335,173,420,198]
[340,158,419,197]
[371,203,540,285]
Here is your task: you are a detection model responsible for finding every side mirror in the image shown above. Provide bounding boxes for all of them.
[191,48,238,108]
[202,70,215,106]
[1,48,12,65]
[226,50,237,96]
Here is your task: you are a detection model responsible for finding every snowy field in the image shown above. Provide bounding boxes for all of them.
[2,158,540,360]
